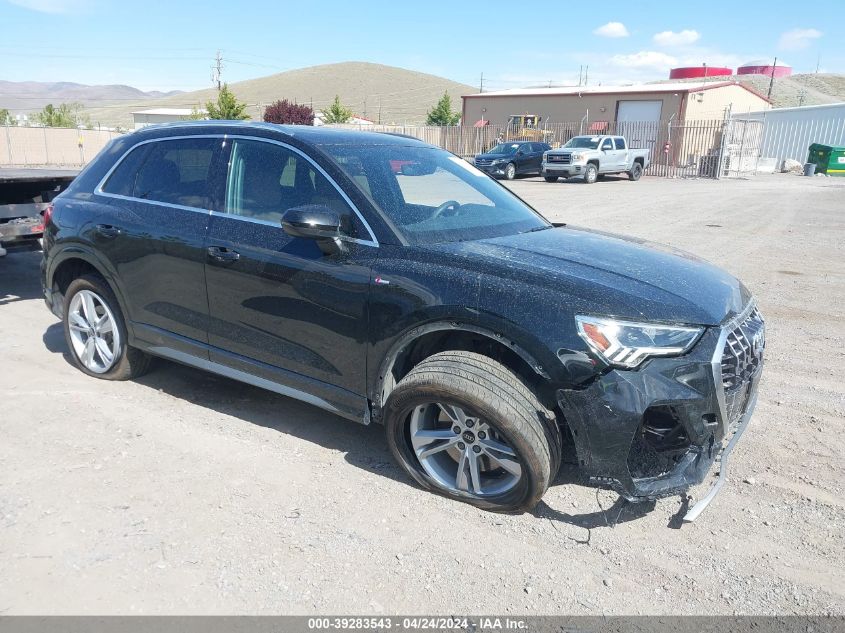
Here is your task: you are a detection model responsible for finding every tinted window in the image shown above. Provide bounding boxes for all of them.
[601,138,614,150]
[104,138,218,209]
[225,139,355,232]
[615,137,627,150]
[325,144,549,244]
[101,143,151,197]
[486,143,521,155]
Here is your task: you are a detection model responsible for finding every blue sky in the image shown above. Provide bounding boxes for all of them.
[0,0,841,92]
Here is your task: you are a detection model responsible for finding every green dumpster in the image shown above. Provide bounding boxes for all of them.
[807,143,845,176]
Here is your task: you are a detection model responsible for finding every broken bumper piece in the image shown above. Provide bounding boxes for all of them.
[557,307,764,521]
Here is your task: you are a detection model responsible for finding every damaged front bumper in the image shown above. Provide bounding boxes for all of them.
[557,303,765,521]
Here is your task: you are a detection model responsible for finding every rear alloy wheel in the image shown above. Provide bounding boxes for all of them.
[504,163,517,180]
[544,175,559,183]
[629,162,643,181]
[584,163,598,184]
[384,351,556,512]
[63,274,152,380]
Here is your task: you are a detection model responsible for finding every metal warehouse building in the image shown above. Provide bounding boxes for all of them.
[462,81,770,128]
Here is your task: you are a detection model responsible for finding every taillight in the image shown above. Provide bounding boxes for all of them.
[34,203,53,233]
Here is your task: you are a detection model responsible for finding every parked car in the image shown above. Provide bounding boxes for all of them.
[41,122,764,518]
[474,141,551,179]
[542,135,650,183]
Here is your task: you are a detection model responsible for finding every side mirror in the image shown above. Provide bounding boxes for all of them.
[281,205,343,240]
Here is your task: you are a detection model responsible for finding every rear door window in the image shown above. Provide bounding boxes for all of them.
[103,138,218,209]
[615,137,627,150]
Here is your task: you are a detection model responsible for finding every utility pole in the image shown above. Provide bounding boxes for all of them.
[585,66,589,86]
[479,72,484,93]
[211,50,223,90]
[578,65,583,86]
[378,98,382,124]
[766,56,777,100]
[815,54,820,74]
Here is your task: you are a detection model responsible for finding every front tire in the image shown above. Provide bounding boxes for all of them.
[584,163,598,184]
[62,274,152,380]
[384,351,555,512]
[504,163,516,180]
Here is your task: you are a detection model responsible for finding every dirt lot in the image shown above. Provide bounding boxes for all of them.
[1,173,843,615]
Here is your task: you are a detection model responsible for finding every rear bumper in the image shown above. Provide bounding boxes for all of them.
[0,218,43,244]
[557,306,764,518]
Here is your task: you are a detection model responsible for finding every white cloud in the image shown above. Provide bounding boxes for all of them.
[608,51,678,71]
[778,28,822,51]
[653,30,701,47]
[6,0,91,13]
[594,22,629,38]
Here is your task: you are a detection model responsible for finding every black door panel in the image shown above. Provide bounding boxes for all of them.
[205,216,373,393]
[204,137,374,395]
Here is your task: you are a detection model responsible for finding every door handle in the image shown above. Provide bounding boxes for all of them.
[207,246,240,263]
[95,224,122,239]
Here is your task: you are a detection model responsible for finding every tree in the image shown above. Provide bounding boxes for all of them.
[205,84,250,120]
[263,99,314,125]
[188,105,207,120]
[321,95,353,124]
[34,102,89,128]
[0,108,15,125]
[426,91,460,126]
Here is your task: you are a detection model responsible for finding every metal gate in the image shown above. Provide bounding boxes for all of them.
[718,119,764,178]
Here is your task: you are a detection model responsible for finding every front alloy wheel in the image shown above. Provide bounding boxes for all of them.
[410,402,522,496]
[504,163,516,180]
[384,351,557,512]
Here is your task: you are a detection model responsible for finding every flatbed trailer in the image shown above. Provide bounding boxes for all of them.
[0,168,79,254]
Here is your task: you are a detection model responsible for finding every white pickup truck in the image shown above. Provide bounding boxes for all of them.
[541,135,650,184]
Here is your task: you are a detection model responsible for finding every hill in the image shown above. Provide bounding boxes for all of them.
[0,80,182,113]
[83,62,476,128]
[653,73,845,109]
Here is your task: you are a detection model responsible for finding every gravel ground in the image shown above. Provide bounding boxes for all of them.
[0,173,843,615]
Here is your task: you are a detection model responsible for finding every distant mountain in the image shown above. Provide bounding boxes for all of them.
[81,61,476,128]
[0,80,183,112]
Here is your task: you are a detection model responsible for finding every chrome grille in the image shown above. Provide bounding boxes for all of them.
[548,153,571,164]
[721,307,765,392]
[475,158,493,167]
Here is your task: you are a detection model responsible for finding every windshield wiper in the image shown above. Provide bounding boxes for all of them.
[521,225,553,234]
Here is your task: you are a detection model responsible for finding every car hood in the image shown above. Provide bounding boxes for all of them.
[430,226,750,326]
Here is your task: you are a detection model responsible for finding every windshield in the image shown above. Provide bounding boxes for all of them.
[563,136,601,149]
[485,143,521,155]
[324,144,550,244]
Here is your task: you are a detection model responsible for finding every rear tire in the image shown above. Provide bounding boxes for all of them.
[384,351,555,512]
[62,274,152,381]
[629,162,643,181]
[544,175,559,183]
[584,163,598,184]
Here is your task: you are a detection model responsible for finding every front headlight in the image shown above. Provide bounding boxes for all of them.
[571,152,586,161]
[575,315,704,368]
